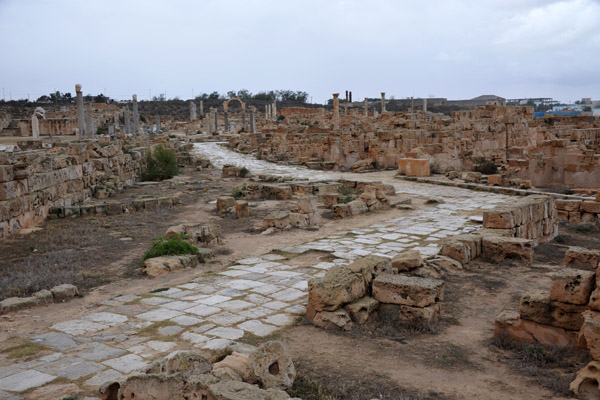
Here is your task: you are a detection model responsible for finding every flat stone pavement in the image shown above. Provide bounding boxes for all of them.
[0,143,512,399]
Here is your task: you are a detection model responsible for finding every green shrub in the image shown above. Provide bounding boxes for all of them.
[473,157,498,175]
[232,185,248,199]
[142,146,180,181]
[239,167,249,177]
[143,234,198,260]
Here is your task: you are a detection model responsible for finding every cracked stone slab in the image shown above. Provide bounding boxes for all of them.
[263,313,295,327]
[170,315,203,326]
[238,320,278,337]
[218,300,253,311]
[102,354,147,373]
[84,368,123,388]
[185,304,220,317]
[137,309,183,321]
[36,357,105,380]
[83,312,128,326]
[202,338,233,350]
[50,319,108,336]
[206,312,246,326]
[181,332,209,345]
[158,325,184,336]
[146,341,177,353]
[0,370,56,392]
[72,342,125,361]
[205,327,245,340]
[271,288,306,302]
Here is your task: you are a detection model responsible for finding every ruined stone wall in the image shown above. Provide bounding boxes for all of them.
[234,106,600,188]
[0,137,174,238]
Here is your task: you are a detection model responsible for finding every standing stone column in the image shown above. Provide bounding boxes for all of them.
[190,101,197,121]
[199,100,204,116]
[242,110,246,130]
[265,105,269,120]
[156,115,160,132]
[422,98,428,112]
[364,98,369,117]
[213,109,218,132]
[86,103,94,138]
[132,94,139,135]
[381,92,386,113]
[272,101,277,120]
[124,108,131,134]
[250,106,257,134]
[224,111,229,131]
[332,93,340,130]
[76,84,85,139]
[31,113,40,139]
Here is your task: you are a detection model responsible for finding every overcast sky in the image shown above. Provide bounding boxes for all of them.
[0,0,598,103]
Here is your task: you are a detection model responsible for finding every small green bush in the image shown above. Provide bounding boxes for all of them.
[232,185,248,199]
[143,234,198,261]
[473,157,498,175]
[142,146,180,181]
[239,167,249,177]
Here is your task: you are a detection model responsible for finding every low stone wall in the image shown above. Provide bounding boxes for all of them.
[556,198,600,224]
[482,195,557,245]
[0,136,179,237]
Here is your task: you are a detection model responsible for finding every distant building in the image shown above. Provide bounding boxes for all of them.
[446,95,506,107]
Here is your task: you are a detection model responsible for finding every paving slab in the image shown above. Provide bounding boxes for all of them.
[31,332,77,351]
[51,319,108,336]
[0,370,56,392]
[72,342,125,361]
[84,368,123,388]
[102,354,147,373]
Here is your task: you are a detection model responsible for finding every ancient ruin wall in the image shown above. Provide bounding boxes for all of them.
[233,106,600,188]
[0,138,170,238]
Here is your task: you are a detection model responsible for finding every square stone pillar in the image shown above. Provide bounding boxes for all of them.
[132,94,139,135]
[332,93,340,130]
[76,84,85,139]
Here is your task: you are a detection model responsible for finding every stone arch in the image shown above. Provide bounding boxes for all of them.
[223,97,246,112]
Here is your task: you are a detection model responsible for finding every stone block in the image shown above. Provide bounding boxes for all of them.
[399,303,441,324]
[483,209,514,229]
[550,268,595,305]
[487,174,502,185]
[564,246,600,271]
[372,274,444,307]
[332,203,351,219]
[391,250,423,272]
[308,265,366,311]
[582,201,600,214]
[297,195,317,214]
[397,158,430,177]
[0,296,38,314]
[0,165,14,183]
[248,341,296,389]
[347,255,392,287]
[307,304,354,331]
[235,200,249,218]
[51,284,79,301]
[580,311,600,359]
[494,310,576,347]
[348,199,368,215]
[519,290,586,330]
[344,296,379,324]
[555,199,581,212]
[569,361,600,399]
[142,255,199,277]
[481,235,533,264]
[217,196,236,213]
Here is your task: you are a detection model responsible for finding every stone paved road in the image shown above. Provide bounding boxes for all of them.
[0,143,512,398]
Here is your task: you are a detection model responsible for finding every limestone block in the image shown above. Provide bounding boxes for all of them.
[217,196,236,213]
[348,199,368,215]
[165,224,185,239]
[564,246,600,271]
[519,290,586,330]
[461,171,482,183]
[308,266,366,311]
[332,203,351,219]
[481,235,533,264]
[51,284,79,301]
[347,255,392,287]
[372,275,444,307]
[235,200,249,218]
[582,201,600,214]
[222,164,241,177]
[248,341,296,389]
[344,296,379,324]
[398,303,441,324]
[0,165,14,183]
[306,304,354,330]
[494,310,576,347]
[213,352,257,383]
[147,351,211,376]
[142,255,199,277]
[33,289,54,304]
[590,287,600,312]
[580,311,600,359]
[397,159,430,177]
[391,250,423,272]
[487,174,502,185]
[263,211,290,229]
[550,268,595,305]
[555,199,581,212]
[0,296,38,314]
[288,212,308,227]
[208,379,292,400]
[297,195,317,214]
[483,209,514,229]
[569,361,600,399]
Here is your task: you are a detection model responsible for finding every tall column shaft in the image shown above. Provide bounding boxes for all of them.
[132,94,139,134]
[76,84,85,138]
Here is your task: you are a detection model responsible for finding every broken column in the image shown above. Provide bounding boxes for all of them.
[381,92,386,113]
[76,83,85,138]
[155,115,160,132]
[199,100,203,116]
[224,111,229,131]
[86,103,94,138]
[132,94,139,135]
[124,108,131,134]
[250,106,257,134]
[364,98,368,117]
[189,101,197,121]
[423,98,428,112]
[332,93,340,130]
[272,101,277,120]
[213,109,218,132]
